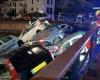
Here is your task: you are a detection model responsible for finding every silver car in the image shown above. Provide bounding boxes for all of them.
[19,19,51,42]
[0,35,19,53]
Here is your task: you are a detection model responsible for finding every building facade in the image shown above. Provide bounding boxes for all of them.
[26,0,55,19]
[1,0,26,15]
[1,0,55,19]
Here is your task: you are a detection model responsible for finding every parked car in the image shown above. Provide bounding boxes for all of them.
[0,35,20,53]
[1,44,53,80]
[19,19,51,43]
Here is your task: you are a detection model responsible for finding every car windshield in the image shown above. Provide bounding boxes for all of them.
[0,64,10,79]
[0,36,12,43]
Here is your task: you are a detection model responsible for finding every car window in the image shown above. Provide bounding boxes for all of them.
[0,36,12,43]
[60,25,66,29]
[61,42,70,52]
[0,42,2,45]
[0,64,10,79]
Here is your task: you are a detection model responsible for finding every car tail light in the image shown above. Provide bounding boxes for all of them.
[39,40,44,42]
[54,46,59,51]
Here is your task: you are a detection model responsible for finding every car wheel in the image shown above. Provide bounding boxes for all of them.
[17,40,24,47]
[36,29,42,33]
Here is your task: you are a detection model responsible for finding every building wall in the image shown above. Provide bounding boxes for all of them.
[1,0,26,15]
[26,0,44,13]
[9,0,25,14]
[1,0,55,19]
[26,0,55,19]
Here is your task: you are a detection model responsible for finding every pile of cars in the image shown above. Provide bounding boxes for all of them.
[0,18,89,80]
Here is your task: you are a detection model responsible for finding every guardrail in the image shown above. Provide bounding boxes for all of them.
[31,24,96,80]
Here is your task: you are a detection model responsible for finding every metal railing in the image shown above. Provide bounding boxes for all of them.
[31,24,96,80]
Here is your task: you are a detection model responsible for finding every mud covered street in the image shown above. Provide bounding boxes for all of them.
[0,20,27,37]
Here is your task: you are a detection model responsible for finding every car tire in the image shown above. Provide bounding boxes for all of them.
[36,29,42,33]
[17,40,24,47]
